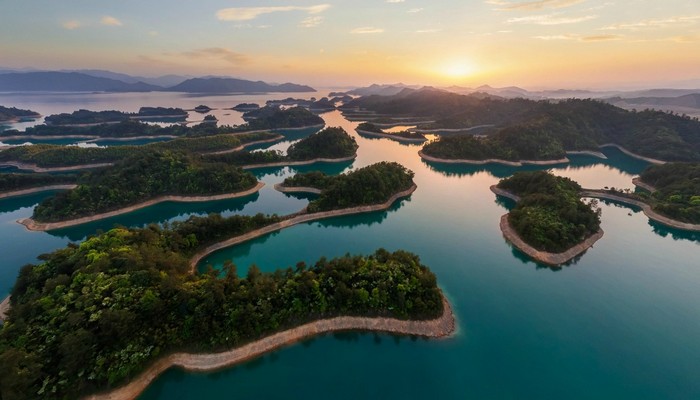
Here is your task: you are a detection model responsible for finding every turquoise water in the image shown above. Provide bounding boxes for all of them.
[0,97,699,399]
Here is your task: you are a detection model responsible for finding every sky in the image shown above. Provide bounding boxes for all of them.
[1,0,699,89]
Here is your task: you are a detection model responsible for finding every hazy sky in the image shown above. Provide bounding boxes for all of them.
[1,1,699,89]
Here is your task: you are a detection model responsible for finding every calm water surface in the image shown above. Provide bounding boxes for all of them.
[0,93,698,399]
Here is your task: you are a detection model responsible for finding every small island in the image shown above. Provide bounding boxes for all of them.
[193,105,212,113]
[207,126,358,168]
[356,122,427,143]
[236,106,324,132]
[492,171,604,266]
[20,150,262,230]
[0,105,41,123]
[44,108,187,125]
[231,103,260,111]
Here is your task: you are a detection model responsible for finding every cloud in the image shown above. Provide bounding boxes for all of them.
[533,33,621,41]
[408,8,424,13]
[601,15,700,31]
[62,20,81,30]
[299,16,324,28]
[101,16,123,27]
[387,0,405,2]
[580,34,620,41]
[486,0,585,11]
[350,27,385,34]
[416,29,440,33]
[507,13,596,25]
[217,5,330,21]
[180,48,251,66]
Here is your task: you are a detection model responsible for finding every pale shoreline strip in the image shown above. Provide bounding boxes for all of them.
[204,135,284,155]
[499,214,604,266]
[18,182,266,232]
[566,150,608,159]
[419,151,569,167]
[83,294,454,400]
[233,123,326,135]
[240,154,357,170]
[0,134,98,141]
[414,124,495,134]
[598,144,666,165]
[631,177,657,193]
[0,295,10,322]
[581,190,700,232]
[356,129,427,143]
[0,184,78,200]
[489,185,520,202]
[273,184,322,194]
[0,161,113,173]
[189,184,417,271]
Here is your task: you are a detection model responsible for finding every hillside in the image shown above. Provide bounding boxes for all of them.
[167,78,315,93]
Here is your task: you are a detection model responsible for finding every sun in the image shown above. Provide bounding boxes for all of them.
[440,61,476,80]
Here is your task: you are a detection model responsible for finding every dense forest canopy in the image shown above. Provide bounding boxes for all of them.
[236,106,324,131]
[639,163,700,223]
[31,150,258,222]
[43,108,188,125]
[0,106,40,122]
[0,173,78,193]
[0,219,442,400]
[347,90,700,162]
[282,162,415,212]
[498,171,601,252]
[0,132,278,168]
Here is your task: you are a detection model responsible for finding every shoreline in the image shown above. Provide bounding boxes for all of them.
[232,123,325,135]
[240,154,356,170]
[566,150,608,159]
[18,182,266,232]
[273,183,322,194]
[414,124,495,134]
[419,151,569,167]
[0,295,10,322]
[190,184,417,271]
[0,161,113,173]
[581,189,700,232]
[356,129,427,143]
[489,185,521,202]
[631,177,657,193]
[204,135,284,155]
[0,184,78,200]
[499,214,605,266]
[598,144,666,165]
[0,134,99,141]
[83,293,455,400]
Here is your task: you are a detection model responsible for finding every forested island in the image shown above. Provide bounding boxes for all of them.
[356,122,426,142]
[43,108,187,125]
[346,89,700,162]
[207,127,357,167]
[638,163,700,224]
[494,171,603,265]
[236,106,324,131]
[0,106,41,122]
[0,132,279,169]
[27,150,259,224]
[280,162,415,212]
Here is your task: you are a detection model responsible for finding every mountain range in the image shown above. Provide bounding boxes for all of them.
[0,70,316,94]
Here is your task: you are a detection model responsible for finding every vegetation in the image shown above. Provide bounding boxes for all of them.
[0,106,40,122]
[347,90,700,161]
[232,103,259,111]
[237,106,324,131]
[357,122,425,140]
[283,162,415,212]
[0,173,78,193]
[32,151,258,222]
[136,107,187,117]
[0,132,278,167]
[498,171,601,252]
[0,224,442,400]
[207,127,357,165]
[44,110,131,125]
[639,163,700,223]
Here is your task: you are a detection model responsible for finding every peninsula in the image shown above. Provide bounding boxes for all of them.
[0,173,78,199]
[356,122,427,143]
[492,171,604,266]
[0,105,41,123]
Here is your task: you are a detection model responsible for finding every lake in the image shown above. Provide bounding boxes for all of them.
[0,92,698,399]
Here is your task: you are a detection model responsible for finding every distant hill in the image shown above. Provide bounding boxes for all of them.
[67,70,191,87]
[167,78,315,93]
[0,72,162,92]
[609,94,700,109]
[347,84,421,96]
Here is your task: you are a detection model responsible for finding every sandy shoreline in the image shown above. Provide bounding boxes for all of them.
[419,151,569,167]
[489,185,521,202]
[581,190,700,232]
[83,293,455,400]
[631,177,657,193]
[0,295,10,322]
[356,129,426,143]
[273,183,322,194]
[566,150,608,159]
[499,214,604,266]
[240,154,356,170]
[0,184,78,200]
[598,144,666,165]
[190,184,417,271]
[18,182,265,231]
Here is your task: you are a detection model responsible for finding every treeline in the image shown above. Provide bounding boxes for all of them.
[347,90,700,162]
[0,223,442,400]
[44,108,187,125]
[0,106,40,122]
[282,162,415,212]
[0,132,278,167]
[236,106,324,131]
[357,123,425,140]
[498,171,601,252]
[207,127,357,165]
[32,151,258,222]
[639,163,700,223]
[1,119,225,139]
[0,173,78,192]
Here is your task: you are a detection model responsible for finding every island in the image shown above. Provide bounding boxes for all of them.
[346,89,700,162]
[236,106,324,132]
[0,132,280,171]
[193,105,212,113]
[231,103,260,111]
[0,173,78,199]
[0,159,451,400]
[207,126,358,168]
[492,171,604,266]
[0,105,41,123]
[44,108,187,125]
[20,150,262,230]
[356,122,427,143]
